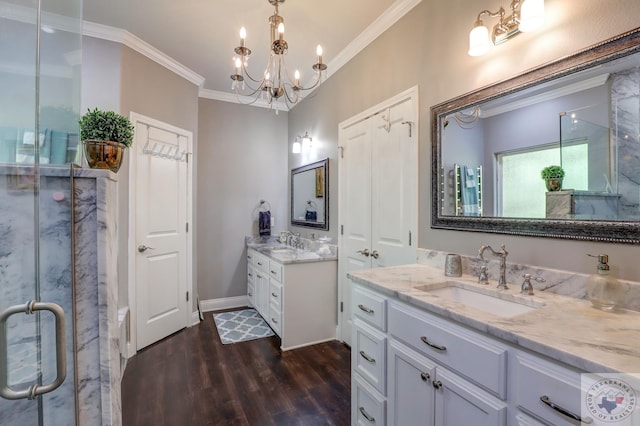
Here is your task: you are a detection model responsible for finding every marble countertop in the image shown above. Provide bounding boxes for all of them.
[246,236,337,264]
[348,264,640,374]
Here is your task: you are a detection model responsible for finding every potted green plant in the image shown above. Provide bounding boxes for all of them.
[79,108,134,173]
[541,165,565,191]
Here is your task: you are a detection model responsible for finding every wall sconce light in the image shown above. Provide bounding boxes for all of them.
[292,131,312,153]
[468,0,544,57]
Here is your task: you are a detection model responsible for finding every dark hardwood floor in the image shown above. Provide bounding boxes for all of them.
[121,309,351,425]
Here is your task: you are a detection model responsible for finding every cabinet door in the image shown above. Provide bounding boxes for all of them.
[434,368,507,426]
[254,271,268,318]
[388,341,436,426]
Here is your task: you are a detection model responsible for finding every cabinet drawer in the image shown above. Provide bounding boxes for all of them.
[515,352,586,426]
[353,285,387,331]
[269,260,283,282]
[247,249,256,264]
[253,252,269,272]
[388,301,507,399]
[353,374,386,426]
[247,264,255,283]
[269,280,282,311]
[353,319,386,395]
[269,304,282,337]
[247,282,255,306]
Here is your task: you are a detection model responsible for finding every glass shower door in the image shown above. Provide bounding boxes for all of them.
[0,0,81,424]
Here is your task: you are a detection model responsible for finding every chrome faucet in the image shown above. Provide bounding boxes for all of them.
[478,244,509,290]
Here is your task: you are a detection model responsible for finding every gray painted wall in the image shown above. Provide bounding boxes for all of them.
[288,0,640,280]
[197,99,288,301]
[82,38,200,309]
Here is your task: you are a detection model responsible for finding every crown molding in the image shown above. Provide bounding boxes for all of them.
[480,74,610,117]
[83,21,205,87]
[198,89,289,112]
[325,0,423,81]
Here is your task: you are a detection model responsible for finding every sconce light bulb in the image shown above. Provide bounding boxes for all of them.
[468,24,491,56]
[292,141,301,154]
[519,0,545,32]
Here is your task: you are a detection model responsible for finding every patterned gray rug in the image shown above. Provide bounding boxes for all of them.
[213,308,274,344]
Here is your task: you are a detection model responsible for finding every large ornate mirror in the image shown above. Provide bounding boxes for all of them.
[431,28,640,244]
[291,158,329,230]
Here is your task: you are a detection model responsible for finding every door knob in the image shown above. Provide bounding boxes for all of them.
[138,244,155,253]
[357,248,370,257]
[371,250,379,259]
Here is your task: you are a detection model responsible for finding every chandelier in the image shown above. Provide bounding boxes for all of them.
[230,0,327,111]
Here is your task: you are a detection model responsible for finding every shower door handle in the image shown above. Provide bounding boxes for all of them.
[0,301,67,400]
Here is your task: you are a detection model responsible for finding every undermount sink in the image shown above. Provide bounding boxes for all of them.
[415,281,545,318]
[268,247,320,260]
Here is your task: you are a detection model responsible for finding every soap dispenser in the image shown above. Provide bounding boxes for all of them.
[586,254,623,311]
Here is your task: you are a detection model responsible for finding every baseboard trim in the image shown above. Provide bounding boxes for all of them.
[199,296,249,313]
[281,337,337,352]
[191,311,201,326]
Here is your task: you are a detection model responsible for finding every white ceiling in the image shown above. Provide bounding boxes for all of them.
[82,0,414,96]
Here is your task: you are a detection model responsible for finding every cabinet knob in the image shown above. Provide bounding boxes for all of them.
[357,248,370,257]
[420,372,430,382]
[371,250,379,259]
[432,380,442,390]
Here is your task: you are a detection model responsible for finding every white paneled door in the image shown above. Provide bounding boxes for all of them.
[338,87,418,346]
[131,114,192,351]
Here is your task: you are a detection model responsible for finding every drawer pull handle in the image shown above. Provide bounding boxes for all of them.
[359,406,375,423]
[271,318,278,324]
[248,273,253,277]
[248,292,252,297]
[271,270,277,274]
[271,292,278,298]
[420,336,447,352]
[432,380,442,389]
[358,304,374,314]
[540,395,592,424]
[359,351,376,364]
[257,274,263,279]
[257,261,263,266]
[420,372,430,382]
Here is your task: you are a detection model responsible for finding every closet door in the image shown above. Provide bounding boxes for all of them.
[371,98,416,268]
[338,88,418,346]
[338,119,373,346]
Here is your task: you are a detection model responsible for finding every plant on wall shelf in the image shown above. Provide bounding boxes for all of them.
[541,165,565,191]
[79,108,134,173]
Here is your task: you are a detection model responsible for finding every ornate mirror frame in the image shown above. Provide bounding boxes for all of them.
[431,28,640,244]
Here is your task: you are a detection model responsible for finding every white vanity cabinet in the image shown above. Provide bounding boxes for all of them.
[246,248,337,351]
[387,298,507,426]
[248,249,270,319]
[351,282,595,426]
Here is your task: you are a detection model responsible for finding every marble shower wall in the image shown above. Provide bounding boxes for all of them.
[0,166,120,426]
[611,68,640,220]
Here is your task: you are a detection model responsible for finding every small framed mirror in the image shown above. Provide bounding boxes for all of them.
[291,158,329,230]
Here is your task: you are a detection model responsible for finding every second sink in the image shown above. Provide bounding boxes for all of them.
[415,280,545,318]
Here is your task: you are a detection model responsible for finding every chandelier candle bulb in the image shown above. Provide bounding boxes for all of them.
[278,23,284,41]
[316,45,323,64]
[240,27,246,47]
[294,70,300,87]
